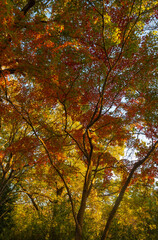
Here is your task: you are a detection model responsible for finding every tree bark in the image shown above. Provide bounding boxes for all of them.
[75,163,93,240]
[75,190,88,240]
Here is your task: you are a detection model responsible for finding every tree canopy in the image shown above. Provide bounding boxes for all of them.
[0,0,158,239]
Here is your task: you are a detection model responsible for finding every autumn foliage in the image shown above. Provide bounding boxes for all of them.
[0,0,158,239]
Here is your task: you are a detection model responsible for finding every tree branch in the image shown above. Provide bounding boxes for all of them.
[101,140,158,240]
[21,0,35,15]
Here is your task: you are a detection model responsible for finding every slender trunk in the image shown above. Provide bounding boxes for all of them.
[101,169,135,240]
[75,163,93,240]
[75,190,88,240]
[101,142,158,240]
[75,227,82,240]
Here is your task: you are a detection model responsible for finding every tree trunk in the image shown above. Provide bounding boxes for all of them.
[75,190,88,240]
[75,226,82,240]
[101,142,158,240]
[75,163,92,240]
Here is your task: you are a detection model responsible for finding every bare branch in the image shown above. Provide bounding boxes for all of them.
[21,0,35,15]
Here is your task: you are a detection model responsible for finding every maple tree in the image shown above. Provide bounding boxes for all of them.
[0,0,158,239]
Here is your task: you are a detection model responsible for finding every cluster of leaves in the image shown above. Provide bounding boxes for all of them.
[0,0,158,239]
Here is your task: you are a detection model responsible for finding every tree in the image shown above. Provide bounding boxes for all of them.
[0,0,158,239]
[108,180,158,240]
[0,181,17,240]
[0,82,39,202]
